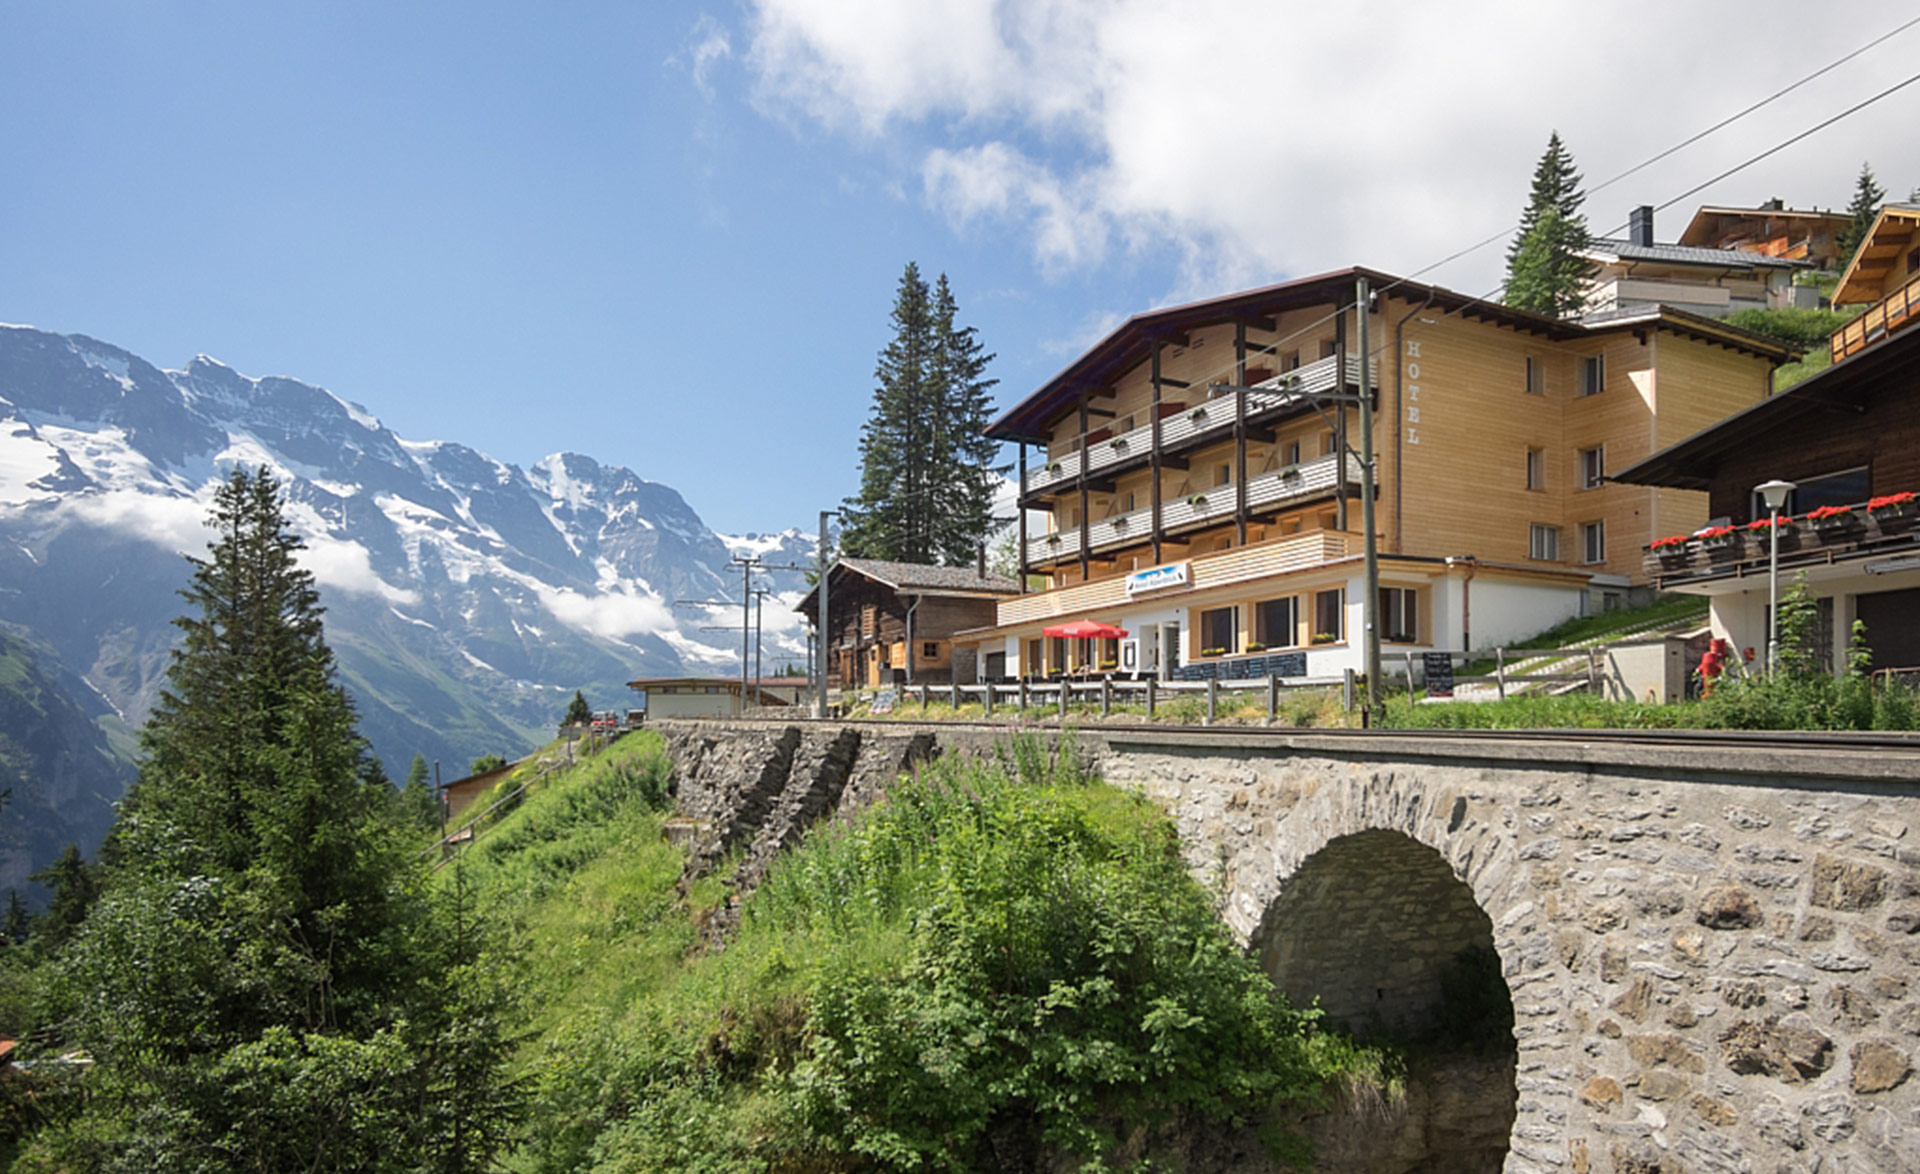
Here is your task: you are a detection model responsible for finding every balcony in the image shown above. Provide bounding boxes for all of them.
[1021,350,1377,498]
[1027,452,1361,566]
[1644,494,1920,586]
[1831,268,1920,362]
[999,527,1358,627]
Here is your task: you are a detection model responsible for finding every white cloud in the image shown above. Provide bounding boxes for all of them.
[61,489,210,555]
[536,584,679,642]
[743,1,1920,298]
[298,532,419,605]
[677,14,735,99]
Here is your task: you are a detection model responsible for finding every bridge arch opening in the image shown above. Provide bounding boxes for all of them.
[1255,829,1518,1171]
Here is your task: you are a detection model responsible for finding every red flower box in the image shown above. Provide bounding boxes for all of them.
[1649,535,1690,550]
[1807,505,1856,522]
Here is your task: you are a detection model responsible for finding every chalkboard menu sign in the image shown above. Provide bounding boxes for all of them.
[1422,652,1455,699]
[871,689,897,714]
[1270,651,1307,678]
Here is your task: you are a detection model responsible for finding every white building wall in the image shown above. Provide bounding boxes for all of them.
[1468,578,1587,650]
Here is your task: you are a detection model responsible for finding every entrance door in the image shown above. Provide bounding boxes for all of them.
[1136,624,1160,678]
[1856,587,1920,672]
[1161,622,1181,678]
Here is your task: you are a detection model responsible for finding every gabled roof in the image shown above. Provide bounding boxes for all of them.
[793,558,1021,616]
[1677,204,1849,246]
[1584,238,1806,270]
[1833,204,1920,305]
[1611,323,1920,491]
[984,266,1792,444]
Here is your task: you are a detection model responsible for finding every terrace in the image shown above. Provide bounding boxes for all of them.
[1643,492,1920,587]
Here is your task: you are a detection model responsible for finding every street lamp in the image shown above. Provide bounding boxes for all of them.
[1756,479,1797,677]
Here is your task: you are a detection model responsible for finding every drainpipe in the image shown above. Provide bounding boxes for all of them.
[1392,291,1437,554]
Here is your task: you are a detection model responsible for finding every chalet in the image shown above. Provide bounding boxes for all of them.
[625,676,805,718]
[1829,203,1920,363]
[1613,323,1920,676]
[794,559,1019,688]
[952,266,1791,682]
[1582,206,1810,320]
[1677,200,1852,271]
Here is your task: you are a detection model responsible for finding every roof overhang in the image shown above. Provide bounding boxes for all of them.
[1833,205,1920,305]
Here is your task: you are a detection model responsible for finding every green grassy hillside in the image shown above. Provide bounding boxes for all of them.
[453,731,1382,1173]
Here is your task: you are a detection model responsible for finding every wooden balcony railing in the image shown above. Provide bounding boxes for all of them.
[1831,268,1920,362]
[1643,494,1920,584]
[1021,351,1377,497]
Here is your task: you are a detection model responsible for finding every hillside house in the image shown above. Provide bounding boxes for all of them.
[1677,200,1852,270]
[795,559,1019,688]
[1829,203,1920,362]
[952,266,1789,682]
[1615,322,1920,676]
[1583,206,1811,319]
[625,676,806,718]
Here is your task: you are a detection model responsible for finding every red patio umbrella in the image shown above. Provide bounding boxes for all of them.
[1042,619,1128,639]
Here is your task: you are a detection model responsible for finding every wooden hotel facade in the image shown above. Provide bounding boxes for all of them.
[955,267,1790,682]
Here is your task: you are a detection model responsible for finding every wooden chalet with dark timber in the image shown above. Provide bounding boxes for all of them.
[1614,323,1920,676]
[795,559,1020,689]
[957,266,1791,684]
[1677,201,1852,270]
[1830,204,1920,363]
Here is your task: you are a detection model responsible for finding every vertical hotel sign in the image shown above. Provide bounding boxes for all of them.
[1405,339,1422,446]
[1126,561,1190,596]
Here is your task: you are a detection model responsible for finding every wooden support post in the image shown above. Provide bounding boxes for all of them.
[1078,391,1091,580]
[1266,673,1279,724]
[920,683,929,712]
[1234,321,1248,545]
[1333,309,1348,533]
[1018,680,1028,712]
[1343,667,1356,712]
[1150,345,1164,566]
[1406,651,1417,702]
[1206,677,1218,724]
[984,682,994,716]
[1145,678,1157,719]
[1017,445,1029,592]
[1496,648,1508,701]
[951,680,960,710]
[1101,678,1111,717]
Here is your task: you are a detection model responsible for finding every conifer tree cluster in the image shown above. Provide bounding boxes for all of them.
[14,468,513,1172]
[841,263,1005,566]
[1503,132,1594,319]
[1837,161,1886,266]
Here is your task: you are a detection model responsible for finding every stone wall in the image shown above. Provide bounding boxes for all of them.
[655,720,1920,1173]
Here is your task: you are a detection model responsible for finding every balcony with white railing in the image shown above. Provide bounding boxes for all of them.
[1020,351,1377,498]
[1026,451,1361,567]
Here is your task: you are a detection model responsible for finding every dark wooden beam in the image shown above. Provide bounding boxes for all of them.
[1085,407,1117,420]
[1156,377,1193,389]
[1237,314,1278,333]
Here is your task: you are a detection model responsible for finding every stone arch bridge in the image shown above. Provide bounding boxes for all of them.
[658,719,1920,1174]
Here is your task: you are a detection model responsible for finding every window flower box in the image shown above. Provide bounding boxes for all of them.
[1278,464,1302,481]
[1199,646,1227,658]
[1108,436,1128,452]
[1697,525,1742,556]
[1188,406,1208,424]
[1806,505,1861,536]
[1311,632,1339,645]
[1746,516,1799,548]
[1045,461,1063,475]
[1868,492,1918,530]
[1097,659,1118,670]
[1188,493,1209,509]
[1245,642,1268,652]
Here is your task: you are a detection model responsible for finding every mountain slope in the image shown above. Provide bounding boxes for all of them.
[0,323,815,878]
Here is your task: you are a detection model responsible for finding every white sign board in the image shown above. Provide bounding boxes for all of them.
[1126,561,1191,596]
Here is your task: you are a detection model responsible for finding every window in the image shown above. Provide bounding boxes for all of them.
[1026,638,1043,676]
[1049,636,1066,672]
[1198,606,1237,655]
[1580,446,1605,489]
[1319,339,1338,360]
[1752,466,1869,518]
[1530,523,1561,561]
[1313,589,1344,643]
[1216,463,1232,487]
[1284,440,1301,465]
[922,642,940,660]
[1320,430,1337,456]
[1582,521,1606,564]
[1524,356,1545,395]
[1526,447,1545,491]
[1379,587,1417,642]
[1254,596,1297,647]
[1282,350,1301,371]
[1580,355,1605,396]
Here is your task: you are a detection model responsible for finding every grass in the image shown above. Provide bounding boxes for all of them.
[456,728,1387,1174]
[1453,593,1707,678]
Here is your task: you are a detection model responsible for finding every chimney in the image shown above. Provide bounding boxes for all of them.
[1763,197,1784,211]
[1629,205,1654,247]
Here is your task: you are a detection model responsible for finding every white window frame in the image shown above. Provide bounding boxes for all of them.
[1582,520,1606,565]
[1580,355,1605,397]
[1526,447,1545,491]
[1530,523,1561,561]
[1580,446,1605,490]
[1524,356,1545,395]
[1379,587,1418,642]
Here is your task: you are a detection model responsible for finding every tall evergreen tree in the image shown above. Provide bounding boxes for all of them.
[402,751,440,831]
[1503,132,1594,318]
[33,468,514,1172]
[564,689,593,725]
[842,263,1003,564]
[1837,162,1886,266]
[1,888,29,945]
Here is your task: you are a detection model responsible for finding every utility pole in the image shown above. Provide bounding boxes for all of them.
[727,555,759,716]
[1357,277,1381,714]
[817,509,832,719]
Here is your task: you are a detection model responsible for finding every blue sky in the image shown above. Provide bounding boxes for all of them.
[3,2,1915,535]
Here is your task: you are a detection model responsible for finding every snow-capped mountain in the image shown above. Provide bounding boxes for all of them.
[0,324,818,853]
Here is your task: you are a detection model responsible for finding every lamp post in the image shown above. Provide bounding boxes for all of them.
[1756,479,1797,677]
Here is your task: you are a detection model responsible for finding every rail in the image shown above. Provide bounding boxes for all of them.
[1831,267,1920,361]
[887,673,1350,724]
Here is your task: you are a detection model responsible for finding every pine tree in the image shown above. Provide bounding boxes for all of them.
[35,467,514,1172]
[402,751,440,831]
[1,889,29,945]
[842,264,1002,564]
[564,689,593,725]
[1837,162,1886,266]
[1503,132,1594,318]
[26,844,96,952]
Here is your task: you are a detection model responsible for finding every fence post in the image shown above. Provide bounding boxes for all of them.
[984,682,994,717]
[920,683,930,712]
[1266,673,1279,724]
[1496,648,1508,701]
[1588,648,1601,696]
[1145,678,1157,719]
[1206,677,1218,724]
[1101,678,1112,717]
[951,680,960,710]
[1343,667,1356,712]
[1018,681,1028,712]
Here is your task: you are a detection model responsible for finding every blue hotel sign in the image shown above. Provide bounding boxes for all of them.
[1125,561,1190,596]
